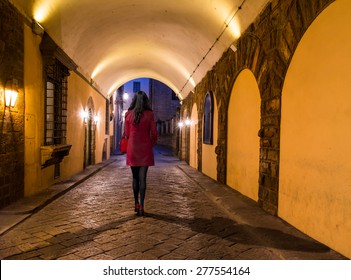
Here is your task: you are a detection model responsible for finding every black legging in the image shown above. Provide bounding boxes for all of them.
[131,166,149,207]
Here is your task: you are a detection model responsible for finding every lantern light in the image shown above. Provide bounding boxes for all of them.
[94,115,100,124]
[4,79,19,108]
[81,110,89,123]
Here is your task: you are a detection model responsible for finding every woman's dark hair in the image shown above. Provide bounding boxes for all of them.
[128,91,152,125]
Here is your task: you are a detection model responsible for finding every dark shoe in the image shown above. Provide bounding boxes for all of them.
[137,205,144,216]
[134,203,139,212]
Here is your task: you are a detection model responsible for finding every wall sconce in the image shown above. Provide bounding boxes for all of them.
[94,115,100,124]
[4,79,19,108]
[178,118,192,128]
[81,110,89,124]
[185,118,192,126]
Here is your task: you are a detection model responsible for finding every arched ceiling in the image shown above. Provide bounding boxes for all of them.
[11,0,270,99]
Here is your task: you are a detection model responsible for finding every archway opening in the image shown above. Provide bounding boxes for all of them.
[227,69,260,201]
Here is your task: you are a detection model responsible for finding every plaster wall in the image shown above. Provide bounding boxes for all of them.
[24,25,108,196]
[61,72,108,179]
[227,69,260,201]
[279,0,351,258]
[24,24,45,196]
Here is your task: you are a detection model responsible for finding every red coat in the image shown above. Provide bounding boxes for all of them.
[125,109,158,166]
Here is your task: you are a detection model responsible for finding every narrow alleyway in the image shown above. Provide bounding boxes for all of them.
[0,147,346,260]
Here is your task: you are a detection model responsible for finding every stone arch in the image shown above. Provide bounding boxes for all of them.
[227,69,260,201]
[216,33,262,185]
[181,0,336,216]
[279,0,351,258]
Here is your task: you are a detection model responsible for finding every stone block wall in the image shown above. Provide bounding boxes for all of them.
[0,0,25,208]
[150,79,180,152]
[182,0,335,215]
[150,79,180,123]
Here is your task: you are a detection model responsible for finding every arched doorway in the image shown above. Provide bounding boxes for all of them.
[84,97,96,168]
[279,0,351,258]
[227,69,260,201]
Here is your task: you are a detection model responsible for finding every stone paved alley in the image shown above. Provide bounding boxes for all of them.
[0,147,347,260]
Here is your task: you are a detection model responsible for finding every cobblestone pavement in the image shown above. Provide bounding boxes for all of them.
[0,148,347,260]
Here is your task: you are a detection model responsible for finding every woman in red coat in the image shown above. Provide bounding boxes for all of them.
[125,91,157,216]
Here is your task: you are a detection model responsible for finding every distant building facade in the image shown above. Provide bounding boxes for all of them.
[149,79,180,152]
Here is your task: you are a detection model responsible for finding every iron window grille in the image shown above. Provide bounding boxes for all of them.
[133,81,141,93]
[44,59,69,146]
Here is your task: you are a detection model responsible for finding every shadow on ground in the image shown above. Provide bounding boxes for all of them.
[5,211,330,260]
[148,213,329,253]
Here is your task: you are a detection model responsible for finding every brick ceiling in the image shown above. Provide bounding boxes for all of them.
[11,0,270,99]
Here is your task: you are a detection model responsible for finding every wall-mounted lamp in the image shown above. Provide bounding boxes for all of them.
[81,110,89,124]
[4,79,19,108]
[185,118,192,126]
[178,118,192,128]
[94,115,100,124]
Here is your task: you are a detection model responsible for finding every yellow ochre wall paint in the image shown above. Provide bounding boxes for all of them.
[24,24,44,196]
[24,25,108,197]
[227,69,260,202]
[202,94,218,180]
[279,0,351,258]
[61,72,108,179]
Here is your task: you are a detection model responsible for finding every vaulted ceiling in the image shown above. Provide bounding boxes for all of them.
[11,0,270,99]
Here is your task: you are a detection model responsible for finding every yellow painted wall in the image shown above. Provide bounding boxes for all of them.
[189,103,198,169]
[24,24,45,196]
[61,73,108,179]
[279,0,351,258]
[24,25,108,197]
[202,95,218,180]
[227,69,260,201]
